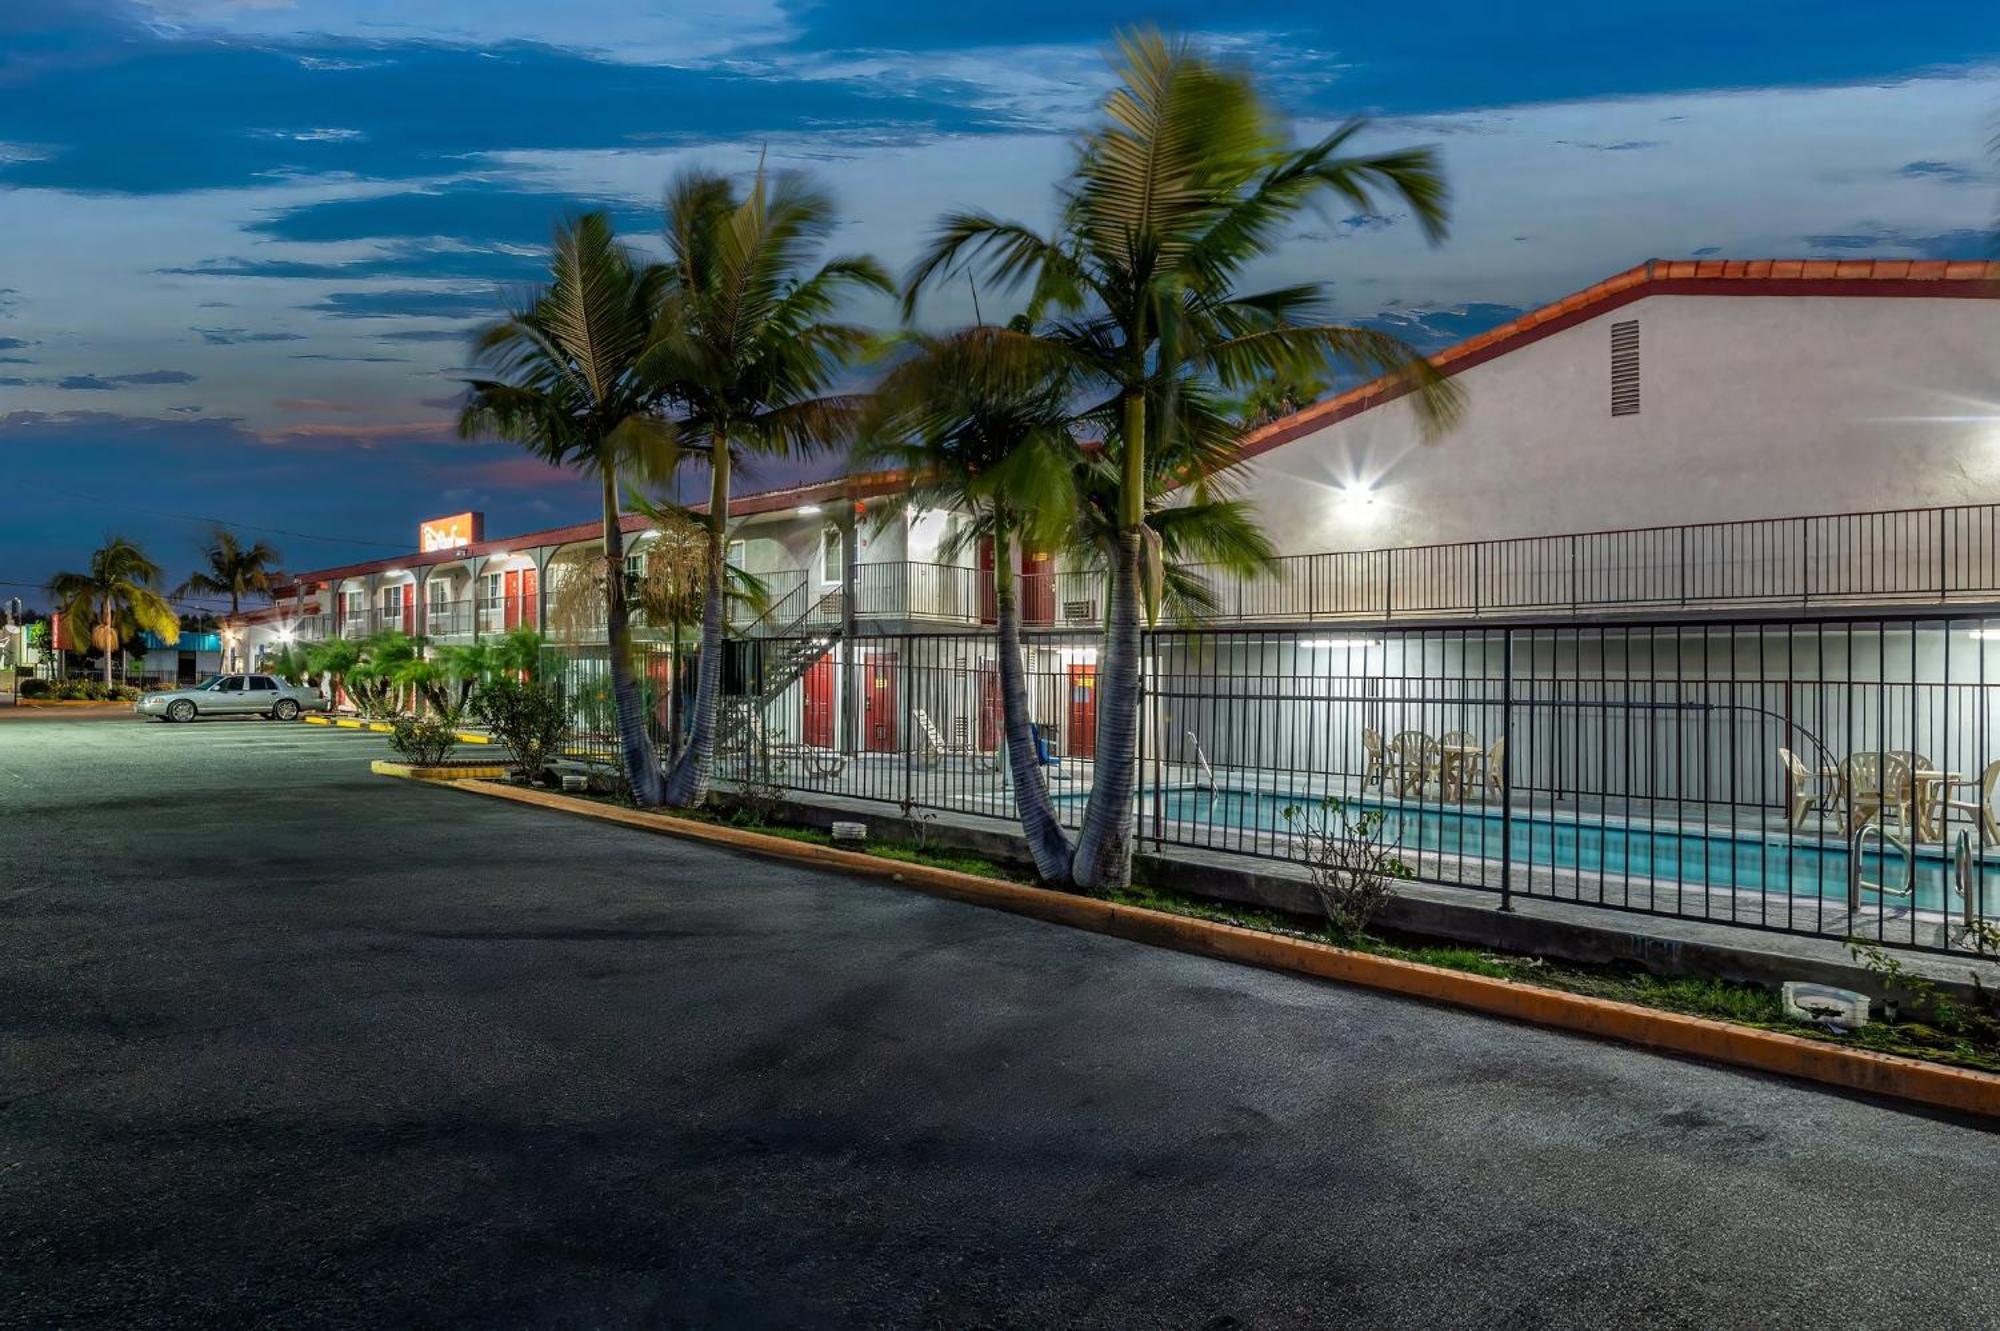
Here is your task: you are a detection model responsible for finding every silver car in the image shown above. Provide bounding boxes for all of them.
[136,673,328,723]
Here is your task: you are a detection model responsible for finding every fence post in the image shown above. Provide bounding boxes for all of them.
[901,634,913,811]
[1569,535,1580,612]
[1500,627,1514,913]
[1938,506,1949,602]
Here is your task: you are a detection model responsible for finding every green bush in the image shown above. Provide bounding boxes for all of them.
[21,678,140,702]
[472,676,572,783]
[388,714,458,767]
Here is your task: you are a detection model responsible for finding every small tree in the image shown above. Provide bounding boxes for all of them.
[474,676,573,784]
[1280,797,1412,941]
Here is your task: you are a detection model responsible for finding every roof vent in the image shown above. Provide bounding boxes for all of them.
[1610,319,1640,417]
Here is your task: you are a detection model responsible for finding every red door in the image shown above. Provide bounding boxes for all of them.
[1022,550,1054,626]
[503,570,521,629]
[803,654,835,748]
[978,667,1001,751]
[401,583,414,635]
[1066,664,1097,760]
[977,538,997,625]
[521,567,539,629]
[863,652,898,752]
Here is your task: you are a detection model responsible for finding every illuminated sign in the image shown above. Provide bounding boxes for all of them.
[419,511,484,552]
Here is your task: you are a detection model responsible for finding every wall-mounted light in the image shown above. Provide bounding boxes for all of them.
[276,626,296,644]
[796,504,823,516]
[1336,483,1379,517]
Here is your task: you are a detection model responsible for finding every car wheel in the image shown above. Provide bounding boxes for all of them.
[167,699,196,723]
[273,699,300,721]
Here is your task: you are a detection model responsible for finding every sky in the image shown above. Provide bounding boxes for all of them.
[1,0,1996,605]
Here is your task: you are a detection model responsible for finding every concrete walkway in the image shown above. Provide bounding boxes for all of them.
[1,715,1994,1327]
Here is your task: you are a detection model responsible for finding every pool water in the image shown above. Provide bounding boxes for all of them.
[1082,787,2000,914]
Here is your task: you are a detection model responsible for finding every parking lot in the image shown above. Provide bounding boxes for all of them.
[2,712,1996,1328]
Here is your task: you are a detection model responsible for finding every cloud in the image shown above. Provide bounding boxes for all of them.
[288,352,409,362]
[192,326,306,345]
[1896,159,1985,185]
[53,369,201,389]
[373,329,474,344]
[1357,302,1530,356]
[1554,139,1662,152]
[0,336,31,350]
[305,288,500,319]
[1803,226,1994,258]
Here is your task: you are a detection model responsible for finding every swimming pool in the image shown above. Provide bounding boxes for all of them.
[1073,787,1999,914]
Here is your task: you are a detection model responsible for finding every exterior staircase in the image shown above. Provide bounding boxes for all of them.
[715,586,843,752]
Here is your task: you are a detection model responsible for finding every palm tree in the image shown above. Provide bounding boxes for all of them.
[1068,379,1280,628]
[905,28,1461,889]
[627,493,770,762]
[304,637,362,710]
[47,536,179,686]
[861,324,1084,882]
[179,525,282,619]
[643,164,890,807]
[460,212,679,804]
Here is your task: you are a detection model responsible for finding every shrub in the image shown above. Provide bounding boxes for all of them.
[473,676,571,783]
[388,714,458,767]
[23,678,140,701]
[1280,797,1413,941]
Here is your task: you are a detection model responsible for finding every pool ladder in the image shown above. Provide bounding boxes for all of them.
[1184,730,1217,793]
[1847,821,1914,913]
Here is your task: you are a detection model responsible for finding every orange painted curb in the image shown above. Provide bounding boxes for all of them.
[447,779,2000,1120]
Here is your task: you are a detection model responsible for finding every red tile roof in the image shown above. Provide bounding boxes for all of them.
[287,471,911,585]
[1232,257,2000,465]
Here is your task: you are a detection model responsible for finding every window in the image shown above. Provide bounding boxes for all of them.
[821,526,844,584]
[1610,319,1640,417]
[218,676,245,693]
[250,676,277,691]
[379,586,403,618]
[727,539,747,570]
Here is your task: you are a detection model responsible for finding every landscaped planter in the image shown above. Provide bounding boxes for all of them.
[369,758,513,782]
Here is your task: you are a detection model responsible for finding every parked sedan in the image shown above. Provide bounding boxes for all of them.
[136,673,328,723]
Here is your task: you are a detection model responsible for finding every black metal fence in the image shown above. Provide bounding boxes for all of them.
[638,612,2000,955]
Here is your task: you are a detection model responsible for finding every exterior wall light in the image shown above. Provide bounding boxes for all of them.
[796,504,823,516]
[1337,483,1378,516]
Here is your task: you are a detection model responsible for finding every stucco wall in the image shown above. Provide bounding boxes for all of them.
[1236,294,2000,557]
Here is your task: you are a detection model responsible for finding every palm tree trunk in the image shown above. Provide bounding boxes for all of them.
[100,601,114,688]
[993,515,1073,884]
[1071,386,1148,891]
[600,469,668,805]
[662,445,729,807]
[1070,528,1141,890]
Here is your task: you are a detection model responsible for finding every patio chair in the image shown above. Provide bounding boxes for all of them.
[1777,746,1840,829]
[1942,759,2000,843]
[739,710,847,779]
[913,706,998,772]
[1840,751,1913,836]
[1484,737,1506,800]
[1391,730,1441,798]
[1361,727,1388,790]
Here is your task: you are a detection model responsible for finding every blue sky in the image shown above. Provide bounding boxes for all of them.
[2,0,1996,599]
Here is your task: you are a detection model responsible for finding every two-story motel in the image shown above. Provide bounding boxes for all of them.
[241,257,2000,760]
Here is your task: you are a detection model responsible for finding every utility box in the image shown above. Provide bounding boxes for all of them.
[831,821,868,843]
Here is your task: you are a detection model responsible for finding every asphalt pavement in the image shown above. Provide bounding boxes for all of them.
[1,712,1995,1328]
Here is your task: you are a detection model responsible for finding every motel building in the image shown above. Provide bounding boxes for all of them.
[241,258,2000,952]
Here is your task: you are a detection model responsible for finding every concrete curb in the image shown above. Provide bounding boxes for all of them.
[436,777,2000,1121]
[370,759,512,782]
[301,714,492,744]
[14,699,135,709]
